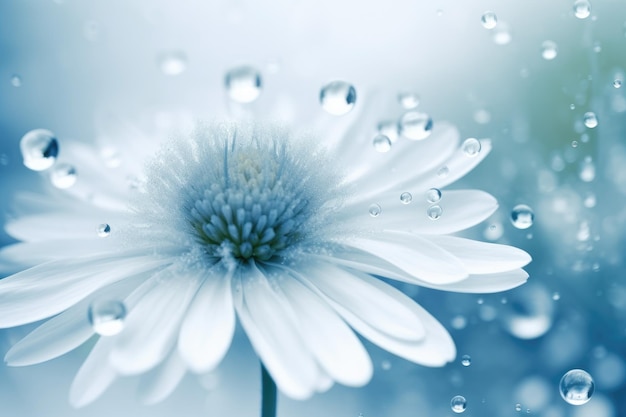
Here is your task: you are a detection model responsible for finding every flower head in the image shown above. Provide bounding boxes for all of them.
[0,92,531,407]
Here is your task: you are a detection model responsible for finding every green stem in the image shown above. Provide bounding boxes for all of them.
[261,364,277,417]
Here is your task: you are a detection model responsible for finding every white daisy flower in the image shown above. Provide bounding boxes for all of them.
[0,86,531,412]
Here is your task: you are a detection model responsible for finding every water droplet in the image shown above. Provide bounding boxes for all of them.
[427,205,443,220]
[484,222,503,241]
[97,223,111,237]
[157,51,187,76]
[10,74,21,87]
[319,81,356,115]
[493,22,512,45]
[573,0,591,19]
[541,41,558,60]
[583,112,598,128]
[426,188,442,203]
[481,11,498,29]
[377,120,399,143]
[381,360,392,370]
[437,166,449,178]
[552,292,561,301]
[88,299,127,336]
[571,140,579,148]
[579,157,595,182]
[515,404,522,412]
[461,355,471,366]
[511,204,534,229]
[400,192,413,204]
[450,395,467,413]
[614,79,623,89]
[225,66,262,103]
[372,134,392,153]
[500,284,553,339]
[20,129,59,171]
[559,369,594,405]
[50,163,77,189]
[570,103,576,110]
[368,203,381,217]
[399,111,433,140]
[398,92,420,109]
[462,138,482,157]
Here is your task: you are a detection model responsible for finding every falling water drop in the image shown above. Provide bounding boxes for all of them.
[450,395,467,413]
[510,204,534,229]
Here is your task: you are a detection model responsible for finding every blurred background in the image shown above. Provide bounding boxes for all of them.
[1,0,626,416]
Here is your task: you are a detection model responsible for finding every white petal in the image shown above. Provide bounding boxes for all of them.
[427,236,532,273]
[110,266,202,375]
[0,252,171,328]
[296,260,425,341]
[69,338,117,408]
[0,239,118,266]
[435,269,529,293]
[232,262,320,400]
[178,264,235,373]
[344,231,468,284]
[137,350,187,405]
[266,265,373,387]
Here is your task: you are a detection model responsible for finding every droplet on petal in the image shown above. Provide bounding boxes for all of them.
[319,81,357,115]
[97,223,111,237]
[450,395,467,413]
[559,369,594,405]
[88,299,127,336]
[427,205,443,220]
[481,11,498,29]
[398,91,420,109]
[157,50,188,76]
[372,134,392,153]
[50,163,77,189]
[462,138,481,157]
[20,129,59,171]
[426,188,442,203]
[399,111,433,140]
[368,203,381,217]
[225,66,262,103]
[400,192,412,204]
[510,204,534,229]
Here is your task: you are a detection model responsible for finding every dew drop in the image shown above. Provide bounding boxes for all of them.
[372,134,392,153]
[450,395,467,413]
[97,223,111,237]
[573,0,591,19]
[461,355,472,367]
[493,23,512,45]
[10,74,21,87]
[398,91,420,109]
[319,81,357,115]
[462,138,481,157]
[427,205,443,220]
[399,111,433,140]
[511,204,534,229]
[225,66,262,103]
[50,163,77,189]
[20,129,59,171]
[559,369,594,405]
[614,79,622,89]
[426,188,442,203]
[437,166,449,178]
[368,203,381,217]
[481,11,498,29]
[157,50,187,75]
[541,41,558,60]
[400,192,413,204]
[88,299,127,336]
[515,404,522,412]
[377,120,399,143]
[583,112,598,128]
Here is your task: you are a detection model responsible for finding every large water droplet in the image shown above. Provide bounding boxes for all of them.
[450,395,467,413]
[369,203,381,217]
[573,0,591,19]
[398,92,420,109]
[10,74,22,87]
[511,204,534,229]
[399,111,433,140]
[50,163,77,189]
[372,134,392,153]
[97,223,111,238]
[320,81,357,115]
[481,11,498,29]
[462,138,482,157]
[559,369,594,405]
[158,51,187,75]
[225,66,262,103]
[583,112,598,128]
[541,41,558,60]
[427,205,443,220]
[426,188,442,203]
[88,299,127,336]
[20,129,59,171]
[400,192,413,204]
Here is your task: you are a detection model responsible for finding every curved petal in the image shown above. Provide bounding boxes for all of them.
[0,239,119,266]
[69,338,117,408]
[137,350,187,405]
[178,263,235,374]
[435,269,529,293]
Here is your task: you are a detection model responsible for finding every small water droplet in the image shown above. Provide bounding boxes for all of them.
[381,360,392,370]
[97,223,111,237]
[515,404,522,412]
[511,204,534,229]
[50,163,77,189]
[573,0,591,19]
[372,134,392,153]
[583,112,598,128]
[319,81,356,115]
[400,192,413,204]
[461,355,471,366]
[20,129,59,171]
[541,41,558,60]
[399,111,433,140]
[398,92,420,109]
[10,74,21,87]
[88,299,127,336]
[571,140,579,148]
[481,11,498,29]
[225,66,262,104]
[157,51,188,76]
[462,138,482,157]
[450,395,467,413]
[437,166,449,178]
[614,79,623,88]
[570,103,576,110]
[368,203,381,217]
[559,369,594,405]
[493,22,512,45]
[377,120,399,143]
[427,205,443,220]
[552,292,561,301]
[579,157,595,182]
[426,188,442,203]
